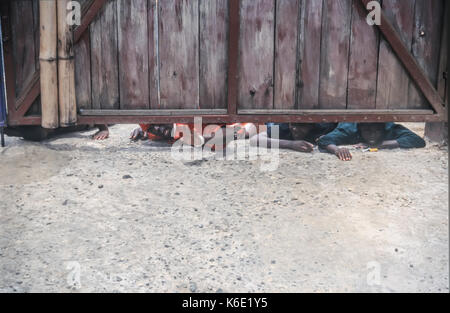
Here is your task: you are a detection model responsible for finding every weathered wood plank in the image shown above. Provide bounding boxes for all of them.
[319,0,352,109]
[79,109,228,116]
[297,0,323,109]
[408,0,444,109]
[118,0,149,109]
[199,0,229,109]
[74,31,92,110]
[238,109,435,115]
[148,0,160,109]
[376,0,416,109]
[274,0,300,109]
[32,0,40,72]
[347,0,379,109]
[90,0,119,110]
[238,0,275,110]
[28,0,41,116]
[11,0,36,100]
[159,0,200,109]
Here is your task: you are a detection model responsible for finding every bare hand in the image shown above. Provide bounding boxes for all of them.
[92,130,109,140]
[335,148,352,161]
[130,127,146,141]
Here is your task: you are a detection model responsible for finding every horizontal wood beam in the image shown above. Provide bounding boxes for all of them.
[79,109,228,116]
[238,109,436,115]
[74,113,445,126]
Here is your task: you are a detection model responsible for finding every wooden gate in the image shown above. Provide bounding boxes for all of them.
[1,0,448,127]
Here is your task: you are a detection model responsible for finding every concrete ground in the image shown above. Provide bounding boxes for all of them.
[0,123,448,293]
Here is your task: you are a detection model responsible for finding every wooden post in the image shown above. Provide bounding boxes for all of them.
[57,0,77,127]
[40,0,59,129]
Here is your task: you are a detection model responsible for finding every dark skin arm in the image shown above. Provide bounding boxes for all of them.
[326,144,352,161]
[354,140,400,150]
[250,132,314,153]
[332,140,399,161]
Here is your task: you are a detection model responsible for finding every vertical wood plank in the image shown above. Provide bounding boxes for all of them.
[90,0,119,110]
[29,0,41,116]
[148,0,160,109]
[376,0,416,109]
[199,0,229,109]
[159,0,200,109]
[319,0,352,109]
[238,0,275,110]
[274,0,300,109]
[74,31,92,110]
[33,0,40,72]
[118,0,149,109]
[347,0,379,109]
[408,0,444,109]
[297,0,323,109]
[11,0,36,100]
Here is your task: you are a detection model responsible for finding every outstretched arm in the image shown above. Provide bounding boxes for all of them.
[325,144,352,161]
[250,132,314,153]
[389,125,426,149]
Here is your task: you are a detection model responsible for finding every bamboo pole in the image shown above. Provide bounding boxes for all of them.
[57,0,77,127]
[40,0,59,129]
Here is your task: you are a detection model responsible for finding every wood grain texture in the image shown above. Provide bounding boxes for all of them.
[148,0,160,109]
[347,0,379,109]
[74,31,92,110]
[29,0,41,115]
[238,0,275,110]
[57,0,77,126]
[297,0,323,109]
[11,0,36,100]
[274,0,300,109]
[118,0,149,109]
[39,0,59,129]
[376,0,416,109]
[90,0,119,110]
[159,0,200,109]
[319,0,352,109]
[199,0,229,109]
[32,0,40,72]
[408,0,444,109]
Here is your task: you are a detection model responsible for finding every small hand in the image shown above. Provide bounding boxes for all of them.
[291,140,314,153]
[335,147,352,161]
[92,130,109,140]
[130,127,146,141]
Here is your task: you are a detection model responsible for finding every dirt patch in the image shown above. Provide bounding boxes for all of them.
[0,123,448,292]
